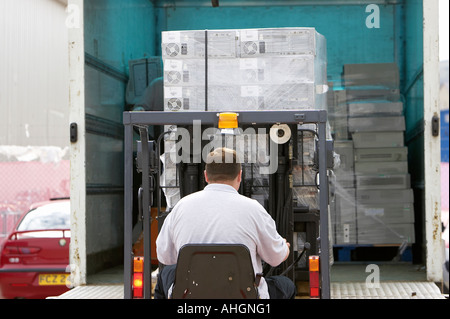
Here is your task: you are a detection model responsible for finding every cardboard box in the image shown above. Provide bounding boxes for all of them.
[240,56,316,84]
[348,116,405,132]
[164,86,205,111]
[342,88,401,103]
[356,188,414,204]
[354,147,408,162]
[162,29,239,59]
[355,174,410,190]
[239,28,325,58]
[163,56,319,87]
[357,202,415,224]
[352,131,404,148]
[357,223,415,244]
[348,102,403,117]
[354,161,408,175]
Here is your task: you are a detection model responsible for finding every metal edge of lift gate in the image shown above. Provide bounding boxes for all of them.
[122,110,331,299]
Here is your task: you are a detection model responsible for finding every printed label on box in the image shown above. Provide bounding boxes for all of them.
[164,59,183,71]
[241,30,259,42]
[241,85,260,97]
[164,86,182,98]
[240,58,258,69]
[364,208,384,216]
[162,31,181,43]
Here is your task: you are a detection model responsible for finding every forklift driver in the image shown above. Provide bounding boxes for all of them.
[155,147,296,299]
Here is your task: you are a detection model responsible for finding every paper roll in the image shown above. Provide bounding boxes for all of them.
[269,124,291,144]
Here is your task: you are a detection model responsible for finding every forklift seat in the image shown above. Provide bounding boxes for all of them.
[171,244,261,299]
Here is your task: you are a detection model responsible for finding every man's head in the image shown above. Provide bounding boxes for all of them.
[204,147,242,190]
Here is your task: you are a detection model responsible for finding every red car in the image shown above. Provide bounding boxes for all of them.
[0,199,71,299]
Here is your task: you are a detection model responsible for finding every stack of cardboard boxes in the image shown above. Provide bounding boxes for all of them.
[161,28,327,112]
[330,63,415,246]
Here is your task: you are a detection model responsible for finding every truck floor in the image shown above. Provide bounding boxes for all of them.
[51,262,445,299]
[330,262,445,299]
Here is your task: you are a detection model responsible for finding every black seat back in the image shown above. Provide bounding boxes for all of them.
[171,244,258,299]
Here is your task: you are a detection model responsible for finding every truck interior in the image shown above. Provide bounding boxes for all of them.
[72,0,443,299]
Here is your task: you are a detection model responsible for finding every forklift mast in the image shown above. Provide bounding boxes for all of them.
[123,110,332,299]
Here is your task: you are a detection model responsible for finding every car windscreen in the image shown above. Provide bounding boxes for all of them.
[17,202,70,231]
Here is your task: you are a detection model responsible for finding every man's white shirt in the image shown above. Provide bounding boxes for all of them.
[156,183,289,299]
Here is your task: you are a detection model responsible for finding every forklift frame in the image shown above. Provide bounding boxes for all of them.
[123,110,331,299]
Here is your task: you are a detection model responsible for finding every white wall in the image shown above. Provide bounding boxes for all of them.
[0,0,69,150]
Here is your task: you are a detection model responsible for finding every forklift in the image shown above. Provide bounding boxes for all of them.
[123,109,333,299]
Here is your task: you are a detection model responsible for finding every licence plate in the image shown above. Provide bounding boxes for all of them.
[38,274,69,286]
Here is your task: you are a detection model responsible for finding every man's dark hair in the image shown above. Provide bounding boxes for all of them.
[205,148,241,182]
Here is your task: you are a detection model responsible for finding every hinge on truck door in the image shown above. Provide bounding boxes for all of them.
[70,122,77,143]
[432,115,440,137]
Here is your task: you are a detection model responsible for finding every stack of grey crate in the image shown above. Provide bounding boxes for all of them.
[160,28,328,210]
[329,63,415,245]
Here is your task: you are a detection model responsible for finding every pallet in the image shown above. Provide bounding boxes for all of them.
[333,244,412,262]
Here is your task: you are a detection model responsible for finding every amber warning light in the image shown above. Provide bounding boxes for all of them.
[218,112,239,129]
[309,255,320,298]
